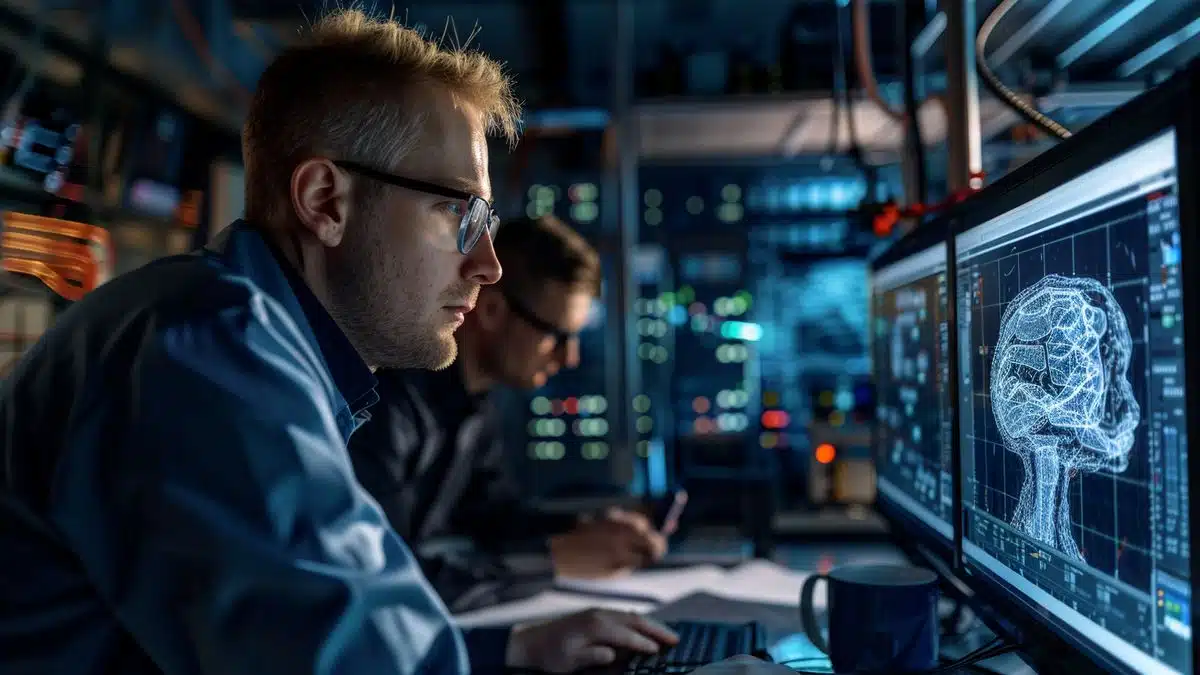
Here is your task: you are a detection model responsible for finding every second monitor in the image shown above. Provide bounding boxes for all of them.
[871,230,954,550]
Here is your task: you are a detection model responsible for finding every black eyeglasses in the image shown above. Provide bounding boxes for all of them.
[334,160,499,254]
[500,288,577,348]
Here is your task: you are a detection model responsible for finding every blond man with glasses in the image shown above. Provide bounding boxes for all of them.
[0,10,682,675]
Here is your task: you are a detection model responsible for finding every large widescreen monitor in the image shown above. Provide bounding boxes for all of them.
[955,71,1196,675]
[871,225,954,551]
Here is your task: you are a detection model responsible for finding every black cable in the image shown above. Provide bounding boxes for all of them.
[976,0,1072,140]
[826,0,844,158]
[832,0,861,162]
[935,641,1018,673]
[900,0,928,204]
[832,0,880,210]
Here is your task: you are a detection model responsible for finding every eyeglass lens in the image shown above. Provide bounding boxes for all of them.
[460,197,497,254]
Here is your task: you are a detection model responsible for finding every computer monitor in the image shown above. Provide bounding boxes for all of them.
[955,69,1197,675]
[871,222,955,554]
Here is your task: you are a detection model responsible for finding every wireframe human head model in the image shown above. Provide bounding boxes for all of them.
[990,274,1140,559]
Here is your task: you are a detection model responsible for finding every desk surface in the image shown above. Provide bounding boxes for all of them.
[464,540,1035,674]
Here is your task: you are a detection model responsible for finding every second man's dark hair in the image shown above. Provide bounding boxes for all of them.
[492,215,602,299]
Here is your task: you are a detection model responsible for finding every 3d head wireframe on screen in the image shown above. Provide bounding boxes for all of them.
[990,274,1140,560]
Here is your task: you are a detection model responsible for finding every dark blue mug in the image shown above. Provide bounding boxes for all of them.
[799,563,940,673]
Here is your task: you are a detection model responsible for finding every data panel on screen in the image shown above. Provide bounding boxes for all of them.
[957,130,1191,674]
[872,243,952,541]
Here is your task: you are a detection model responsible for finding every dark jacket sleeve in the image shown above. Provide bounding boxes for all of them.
[448,404,578,551]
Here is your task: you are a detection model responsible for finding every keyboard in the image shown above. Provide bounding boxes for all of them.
[625,620,769,674]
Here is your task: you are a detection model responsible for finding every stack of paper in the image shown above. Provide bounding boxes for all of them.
[453,560,823,628]
[712,559,823,608]
[454,591,655,628]
[555,564,729,603]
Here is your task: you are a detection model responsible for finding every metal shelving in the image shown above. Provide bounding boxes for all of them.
[0,0,243,133]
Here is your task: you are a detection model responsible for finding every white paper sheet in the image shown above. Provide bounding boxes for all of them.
[713,559,825,609]
[455,560,828,628]
[454,591,655,628]
[555,564,729,604]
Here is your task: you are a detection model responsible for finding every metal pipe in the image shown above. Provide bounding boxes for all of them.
[942,0,983,191]
[853,0,904,122]
[900,0,928,205]
[602,0,640,491]
[910,11,945,61]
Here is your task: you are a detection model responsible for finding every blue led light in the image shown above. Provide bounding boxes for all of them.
[719,321,764,342]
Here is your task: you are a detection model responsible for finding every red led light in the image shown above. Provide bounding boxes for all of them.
[760,410,790,429]
[564,397,579,415]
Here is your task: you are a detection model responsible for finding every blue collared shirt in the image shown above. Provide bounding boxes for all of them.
[0,221,508,674]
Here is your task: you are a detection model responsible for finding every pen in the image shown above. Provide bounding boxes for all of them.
[660,490,689,535]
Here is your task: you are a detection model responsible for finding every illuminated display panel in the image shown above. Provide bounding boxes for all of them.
[871,241,953,541]
[957,130,1191,675]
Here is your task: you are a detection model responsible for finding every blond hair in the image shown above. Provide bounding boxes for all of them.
[242,8,522,224]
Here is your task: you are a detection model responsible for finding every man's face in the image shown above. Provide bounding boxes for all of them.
[486,281,594,390]
[326,86,502,370]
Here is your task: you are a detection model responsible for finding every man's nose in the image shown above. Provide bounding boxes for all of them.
[462,229,502,285]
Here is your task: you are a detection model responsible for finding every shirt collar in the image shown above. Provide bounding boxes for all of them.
[207,220,378,418]
[380,360,489,421]
[435,360,492,408]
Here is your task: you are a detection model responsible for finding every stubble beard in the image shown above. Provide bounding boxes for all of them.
[326,215,454,371]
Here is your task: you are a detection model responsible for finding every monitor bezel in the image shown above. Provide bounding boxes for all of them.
[870,216,959,564]
[950,64,1200,675]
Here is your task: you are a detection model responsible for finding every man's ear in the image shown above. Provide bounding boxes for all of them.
[290,158,352,247]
